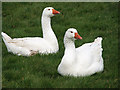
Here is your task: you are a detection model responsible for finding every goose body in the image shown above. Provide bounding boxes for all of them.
[1,7,60,56]
[58,28,104,77]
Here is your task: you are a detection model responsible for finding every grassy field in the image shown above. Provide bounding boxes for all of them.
[2,2,118,88]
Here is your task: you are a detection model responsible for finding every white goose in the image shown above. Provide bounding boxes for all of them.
[1,7,60,56]
[58,28,104,77]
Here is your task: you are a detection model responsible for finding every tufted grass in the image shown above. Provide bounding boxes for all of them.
[2,2,119,88]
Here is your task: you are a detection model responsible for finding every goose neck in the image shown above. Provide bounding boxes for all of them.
[63,37,76,65]
[41,15,52,34]
[64,37,75,50]
[41,14,58,49]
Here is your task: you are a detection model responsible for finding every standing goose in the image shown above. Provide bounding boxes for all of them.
[58,28,104,77]
[1,7,60,56]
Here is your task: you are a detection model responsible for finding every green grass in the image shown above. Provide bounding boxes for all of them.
[2,2,118,88]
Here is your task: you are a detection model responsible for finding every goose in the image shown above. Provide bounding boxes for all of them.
[1,7,60,56]
[58,28,104,77]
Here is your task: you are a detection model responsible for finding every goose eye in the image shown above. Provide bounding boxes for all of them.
[48,9,50,10]
[70,31,73,33]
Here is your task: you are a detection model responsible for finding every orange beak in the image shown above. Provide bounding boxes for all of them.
[52,9,60,14]
[74,33,82,39]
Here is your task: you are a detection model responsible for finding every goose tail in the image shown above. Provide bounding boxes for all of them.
[94,37,102,47]
[92,37,104,72]
[1,32,12,52]
[91,37,103,61]
[92,37,103,50]
[1,32,12,42]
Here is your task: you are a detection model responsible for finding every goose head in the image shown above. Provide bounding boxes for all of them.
[42,7,60,17]
[65,28,82,41]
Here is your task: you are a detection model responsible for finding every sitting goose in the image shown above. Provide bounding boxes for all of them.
[58,28,104,77]
[1,7,60,56]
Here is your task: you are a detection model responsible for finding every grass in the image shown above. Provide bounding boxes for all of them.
[2,2,119,88]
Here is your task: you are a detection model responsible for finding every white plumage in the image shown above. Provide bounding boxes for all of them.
[1,7,60,56]
[58,28,104,77]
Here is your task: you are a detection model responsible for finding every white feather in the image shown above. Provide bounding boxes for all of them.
[58,28,104,77]
[1,7,59,56]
